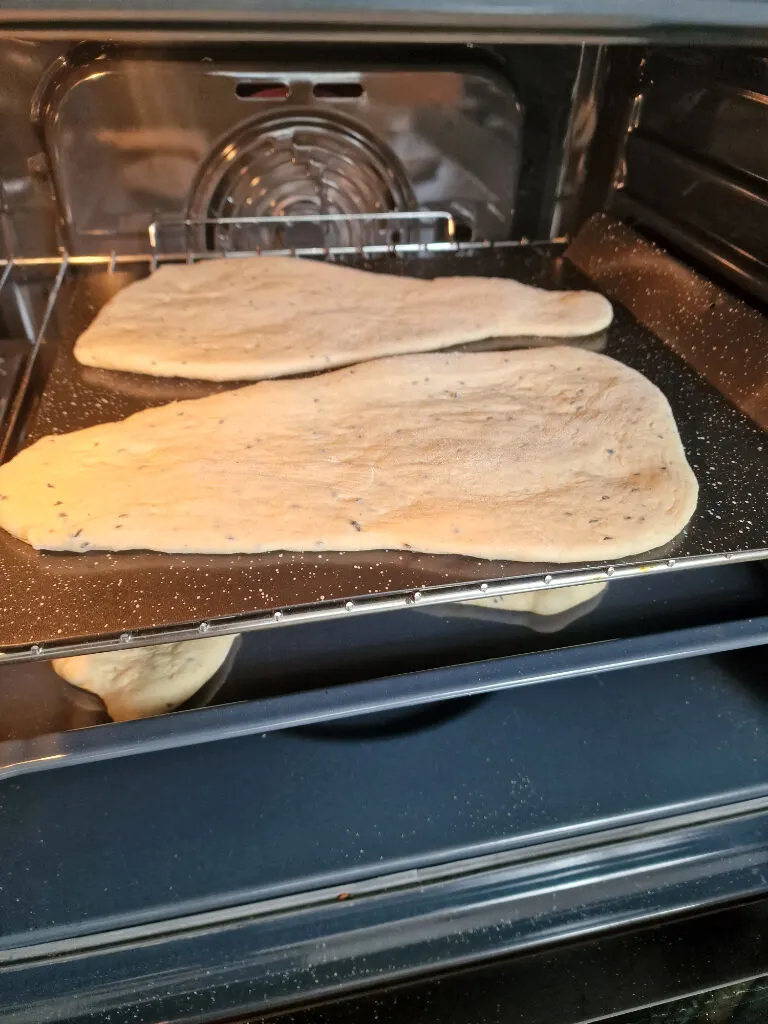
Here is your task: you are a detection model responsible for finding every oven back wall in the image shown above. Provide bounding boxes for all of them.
[0,41,588,258]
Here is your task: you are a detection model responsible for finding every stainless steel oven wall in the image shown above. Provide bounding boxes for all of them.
[0,41,594,257]
[0,44,71,436]
[31,44,529,255]
[0,39,63,260]
[608,48,768,306]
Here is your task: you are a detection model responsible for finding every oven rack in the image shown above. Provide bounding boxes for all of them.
[0,228,564,459]
[0,208,561,466]
[147,209,460,262]
[0,207,559,273]
[0,237,558,273]
[0,215,764,660]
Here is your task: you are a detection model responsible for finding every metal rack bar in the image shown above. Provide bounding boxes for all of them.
[0,258,14,298]
[148,209,457,246]
[149,209,458,266]
[0,255,68,464]
[4,613,768,778]
[33,255,69,345]
[3,547,767,665]
[0,237,567,271]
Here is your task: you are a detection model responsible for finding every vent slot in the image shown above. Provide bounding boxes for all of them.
[235,81,290,100]
[312,82,365,100]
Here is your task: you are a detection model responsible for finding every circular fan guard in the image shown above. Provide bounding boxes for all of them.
[187,110,417,252]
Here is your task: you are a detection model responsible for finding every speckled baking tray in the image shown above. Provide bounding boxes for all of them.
[0,221,765,658]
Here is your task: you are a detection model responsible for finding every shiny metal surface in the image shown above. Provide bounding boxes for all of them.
[186,110,419,250]
[2,0,768,43]
[0,40,63,260]
[33,47,522,254]
[2,560,763,742]
[610,49,768,306]
[548,44,605,238]
[149,210,457,256]
[0,41,583,259]
[0,259,64,468]
[0,228,765,658]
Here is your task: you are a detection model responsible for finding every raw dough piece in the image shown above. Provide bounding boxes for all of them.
[465,581,607,615]
[73,255,614,381]
[52,634,236,721]
[0,347,698,562]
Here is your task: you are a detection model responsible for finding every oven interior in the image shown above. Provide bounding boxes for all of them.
[0,40,765,735]
[1,37,768,1006]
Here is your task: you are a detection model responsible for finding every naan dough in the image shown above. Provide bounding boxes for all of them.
[0,347,697,562]
[73,256,613,381]
[52,634,236,721]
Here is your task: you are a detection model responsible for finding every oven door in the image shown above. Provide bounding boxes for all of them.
[223,900,768,1024]
[1,570,768,1023]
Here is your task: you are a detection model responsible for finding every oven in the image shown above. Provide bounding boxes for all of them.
[0,7,767,1023]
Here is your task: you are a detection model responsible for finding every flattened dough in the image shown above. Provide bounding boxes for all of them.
[52,635,236,721]
[0,347,698,562]
[73,256,614,381]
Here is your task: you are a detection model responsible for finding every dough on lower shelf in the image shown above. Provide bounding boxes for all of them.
[466,581,607,616]
[418,580,609,632]
[52,634,236,721]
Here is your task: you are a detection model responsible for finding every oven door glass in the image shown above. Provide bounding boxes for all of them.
[615,977,768,1023]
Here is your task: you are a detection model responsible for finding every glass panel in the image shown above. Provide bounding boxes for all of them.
[613,976,768,1024]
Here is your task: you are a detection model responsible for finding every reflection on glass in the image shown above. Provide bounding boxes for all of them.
[608,975,768,1024]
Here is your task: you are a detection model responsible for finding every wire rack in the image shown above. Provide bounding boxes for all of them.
[148,210,460,263]
[0,209,560,371]
[0,211,557,274]
[0,209,559,462]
